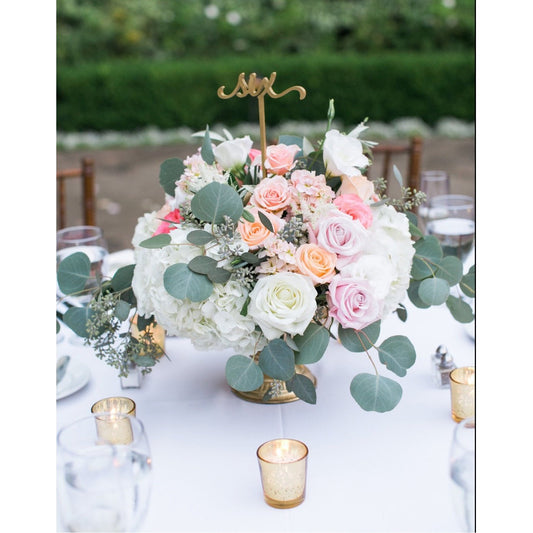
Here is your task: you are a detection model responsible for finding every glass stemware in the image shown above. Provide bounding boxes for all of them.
[425,194,475,265]
[57,413,152,532]
[417,170,450,231]
[56,225,109,305]
[449,417,475,532]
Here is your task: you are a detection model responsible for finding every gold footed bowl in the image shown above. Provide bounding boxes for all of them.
[231,364,317,404]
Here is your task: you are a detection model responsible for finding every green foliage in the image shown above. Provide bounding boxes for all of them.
[57,252,91,295]
[350,373,403,413]
[377,336,416,378]
[190,182,243,224]
[163,263,213,302]
[258,339,295,382]
[286,374,317,405]
[225,355,265,392]
[338,321,381,352]
[293,323,330,364]
[57,52,474,132]
[159,158,185,196]
[57,0,474,66]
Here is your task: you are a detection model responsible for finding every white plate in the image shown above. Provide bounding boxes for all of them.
[57,358,90,400]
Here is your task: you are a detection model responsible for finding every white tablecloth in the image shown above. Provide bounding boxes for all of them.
[56,295,474,532]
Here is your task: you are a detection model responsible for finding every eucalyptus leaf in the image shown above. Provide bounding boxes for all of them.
[258,211,274,233]
[407,280,431,309]
[446,295,475,323]
[139,234,171,249]
[57,252,91,295]
[63,306,93,338]
[435,256,464,285]
[395,304,408,322]
[392,164,404,188]
[207,267,232,284]
[241,209,255,222]
[201,126,215,165]
[132,354,157,367]
[159,158,185,196]
[350,373,403,412]
[411,236,443,280]
[190,182,243,224]
[286,374,317,404]
[419,277,450,306]
[240,252,260,265]
[338,321,381,353]
[460,268,475,298]
[111,264,135,292]
[225,355,264,392]
[186,230,216,245]
[409,221,424,239]
[294,323,329,364]
[258,339,295,381]
[163,263,213,302]
[114,300,131,321]
[188,255,218,275]
[377,335,416,377]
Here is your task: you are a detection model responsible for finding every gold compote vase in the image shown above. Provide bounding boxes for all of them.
[230,354,317,404]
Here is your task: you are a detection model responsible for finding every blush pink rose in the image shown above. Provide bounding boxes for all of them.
[249,148,262,164]
[326,275,380,330]
[264,144,300,175]
[315,213,369,269]
[251,176,291,213]
[334,194,373,229]
[295,243,337,285]
[153,208,183,235]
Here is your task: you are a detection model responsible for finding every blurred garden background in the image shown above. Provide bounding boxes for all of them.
[56,0,475,251]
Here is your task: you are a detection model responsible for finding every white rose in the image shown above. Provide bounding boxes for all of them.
[323,129,369,178]
[248,272,317,340]
[213,135,253,171]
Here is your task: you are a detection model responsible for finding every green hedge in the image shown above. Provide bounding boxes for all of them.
[57,52,474,132]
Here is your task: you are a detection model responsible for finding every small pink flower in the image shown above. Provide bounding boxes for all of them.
[249,148,262,164]
[326,275,380,330]
[251,176,292,214]
[264,144,300,175]
[334,194,373,229]
[153,209,183,236]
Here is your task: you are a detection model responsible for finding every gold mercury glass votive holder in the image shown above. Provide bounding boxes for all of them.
[257,438,308,509]
[450,367,475,422]
[91,397,137,445]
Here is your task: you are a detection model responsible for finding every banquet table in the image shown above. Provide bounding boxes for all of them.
[56,255,475,533]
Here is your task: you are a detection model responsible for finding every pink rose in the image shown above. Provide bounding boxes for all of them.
[315,213,369,269]
[264,144,300,175]
[333,194,373,229]
[251,176,291,213]
[249,148,262,164]
[326,276,380,330]
[153,208,183,235]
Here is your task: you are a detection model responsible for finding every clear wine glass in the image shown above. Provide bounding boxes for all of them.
[425,194,475,265]
[449,417,475,532]
[417,170,450,231]
[57,413,152,532]
[56,225,109,305]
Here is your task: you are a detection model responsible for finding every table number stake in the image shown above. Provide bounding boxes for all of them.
[217,72,306,177]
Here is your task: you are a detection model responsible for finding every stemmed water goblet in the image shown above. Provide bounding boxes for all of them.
[425,194,475,266]
[57,413,152,532]
[449,417,475,532]
[417,170,451,232]
[56,225,109,305]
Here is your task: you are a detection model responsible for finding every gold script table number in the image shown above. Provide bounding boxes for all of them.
[217,72,306,177]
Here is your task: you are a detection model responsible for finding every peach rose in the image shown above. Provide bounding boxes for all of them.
[251,176,291,214]
[264,144,300,175]
[337,174,376,202]
[295,243,337,285]
[237,207,282,249]
[333,194,373,229]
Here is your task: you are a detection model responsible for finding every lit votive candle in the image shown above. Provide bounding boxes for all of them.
[91,397,136,445]
[450,367,475,422]
[257,438,308,509]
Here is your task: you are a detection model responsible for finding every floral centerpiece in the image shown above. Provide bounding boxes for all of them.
[57,99,474,413]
